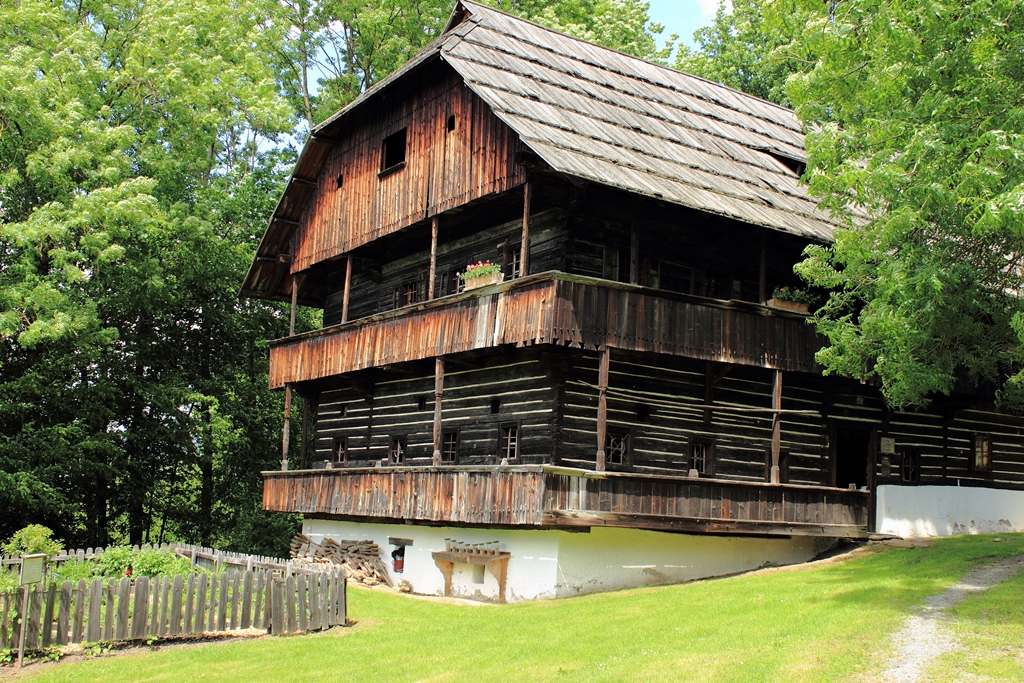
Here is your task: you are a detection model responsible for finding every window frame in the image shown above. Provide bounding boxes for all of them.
[388,435,407,465]
[899,447,921,484]
[971,433,993,473]
[379,128,408,177]
[499,421,522,464]
[440,428,460,465]
[688,436,716,477]
[604,426,633,470]
[331,436,348,467]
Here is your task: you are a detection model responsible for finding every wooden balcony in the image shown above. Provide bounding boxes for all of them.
[262,466,870,538]
[268,271,821,388]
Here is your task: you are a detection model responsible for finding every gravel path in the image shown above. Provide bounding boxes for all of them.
[881,554,1024,683]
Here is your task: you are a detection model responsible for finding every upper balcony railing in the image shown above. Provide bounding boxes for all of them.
[268,272,821,388]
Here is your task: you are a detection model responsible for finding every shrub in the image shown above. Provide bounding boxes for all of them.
[2,525,63,558]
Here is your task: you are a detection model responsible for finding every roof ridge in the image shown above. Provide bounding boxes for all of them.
[455,0,800,124]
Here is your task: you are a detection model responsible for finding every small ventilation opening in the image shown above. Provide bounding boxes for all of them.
[380,128,407,173]
[636,404,650,423]
[336,173,344,188]
[767,151,806,177]
[490,397,501,414]
[417,396,427,411]
[446,114,456,133]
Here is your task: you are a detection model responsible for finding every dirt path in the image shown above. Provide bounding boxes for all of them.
[881,554,1024,683]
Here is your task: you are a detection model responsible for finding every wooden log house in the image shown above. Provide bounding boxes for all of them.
[242,1,1024,601]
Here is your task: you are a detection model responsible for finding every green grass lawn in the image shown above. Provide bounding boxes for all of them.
[14,534,1024,683]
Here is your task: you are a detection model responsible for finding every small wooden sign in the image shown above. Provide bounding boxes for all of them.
[20,553,46,585]
[880,437,896,455]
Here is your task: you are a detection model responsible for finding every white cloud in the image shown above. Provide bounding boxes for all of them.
[696,0,732,16]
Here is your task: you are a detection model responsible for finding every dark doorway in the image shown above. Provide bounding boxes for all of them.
[835,427,870,489]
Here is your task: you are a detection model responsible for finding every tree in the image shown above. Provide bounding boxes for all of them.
[0,0,304,551]
[783,0,1024,409]
[674,0,811,106]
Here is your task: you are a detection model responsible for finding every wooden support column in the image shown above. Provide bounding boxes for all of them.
[520,181,532,277]
[770,369,782,483]
[341,254,352,323]
[428,216,439,300]
[629,215,639,284]
[759,234,767,304]
[432,357,444,465]
[282,275,299,471]
[596,346,610,471]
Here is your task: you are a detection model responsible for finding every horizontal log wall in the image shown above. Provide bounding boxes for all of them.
[313,356,557,467]
[323,207,568,326]
[559,351,828,484]
[292,63,527,273]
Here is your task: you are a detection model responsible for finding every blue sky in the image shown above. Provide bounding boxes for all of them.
[648,0,724,49]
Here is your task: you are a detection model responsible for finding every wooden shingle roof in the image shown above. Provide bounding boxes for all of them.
[440,0,836,242]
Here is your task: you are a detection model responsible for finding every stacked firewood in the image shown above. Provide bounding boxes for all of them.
[290,534,392,587]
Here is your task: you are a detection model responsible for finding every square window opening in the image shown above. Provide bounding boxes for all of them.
[605,428,631,467]
[336,174,344,189]
[380,128,407,173]
[388,436,407,465]
[636,404,650,423]
[899,448,921,484]
[490,397,501,414]
[441,430,459,464]
[332,436,348,467]
[446,114,456,133]
[417,396,427,411]
[972,434,992,472]
[689,437,715,476]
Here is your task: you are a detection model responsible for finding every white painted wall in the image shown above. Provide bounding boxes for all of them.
[304,519,833,602]
[877,484,1024,537]
[554,527,827,597]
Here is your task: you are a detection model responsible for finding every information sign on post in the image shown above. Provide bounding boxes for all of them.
[17,553,47,669]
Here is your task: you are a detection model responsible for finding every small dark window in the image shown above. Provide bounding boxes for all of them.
[441,430,459,464]
[417,396,427,411]
[638,257,660,289]
[331,436,348,466]
[635,404,650,423]
[688,437,715,476]
[388,436,407,465]
[394,271,427,308]
[500,423,520,462]
[603,247,626,282]
[899,448,921,484]
[497,242,522,280]
[446,114,456,133]
[436,269,462,298]
[490,397,501,414]
[972,434,992,472]
[339,405,346,417]
[336,174,344,189]
[380,128,407,174]
[605,428,631,468]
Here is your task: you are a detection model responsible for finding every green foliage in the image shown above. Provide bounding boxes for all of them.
[2,524,63,558]
[675,0,812,106]
[90,547,195,579]
[460,262,502,280]
[779,0,1024,408]
[771,286,815,305]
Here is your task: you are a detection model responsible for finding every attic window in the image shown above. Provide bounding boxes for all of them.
[446,114,456,133]
[767,151,806,177]
[380,128,407,176]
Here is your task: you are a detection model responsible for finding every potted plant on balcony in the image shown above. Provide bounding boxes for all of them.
[767,286,813,314]
[460,261,503,290]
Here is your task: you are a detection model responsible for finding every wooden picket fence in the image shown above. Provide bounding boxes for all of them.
[0,568,346,651]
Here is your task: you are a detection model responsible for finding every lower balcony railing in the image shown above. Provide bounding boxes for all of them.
[262,466,869,538]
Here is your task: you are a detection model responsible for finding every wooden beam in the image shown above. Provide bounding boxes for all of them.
[289,276,298,337]
[432,357,444,465]
[428,217,438,301]
[520,181,532,277]
[596,346,610,471]
[282,384,292,471]
[629,212,639,285]
[543,510,868,539]
[770,369,782,483]
[759,233,767,304]
[341,255,352,323]
[291,177,318,188]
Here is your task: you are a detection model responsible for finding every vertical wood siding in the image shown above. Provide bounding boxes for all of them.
[292,65,527,273]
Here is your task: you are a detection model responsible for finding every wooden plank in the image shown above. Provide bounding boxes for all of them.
[150,575,163,637]
[56,581,71,645]
[241,571,254,630]
[285,575,297,634]
[131,576,149,641]
[114,577,130,641]
[271,579,284,635]
[0,593,9,650]
[41,583,56,647]
[87,578,102,642]
[308,575,320,631]
[217,572,229,631]
[169,575,184,637]
[229,572,240,631]
[72,579,87,643]
[159,575,170,637]
[263,572,274,631]
[25,586,41,649]
[194,573,207,635]
[297,574,308,632]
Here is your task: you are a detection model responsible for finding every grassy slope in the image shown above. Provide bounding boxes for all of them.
[18,535,1024,683]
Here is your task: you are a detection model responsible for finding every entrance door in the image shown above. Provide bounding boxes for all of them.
[834,427,870,490]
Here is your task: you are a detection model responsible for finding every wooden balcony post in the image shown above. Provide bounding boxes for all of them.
[341,254,352,323]
[289,275,298,336]
[759,234,767,305]
[433,357,444,465]
[520,181,531,277]
[771,369,782,483]
[428,216,439,300]
[282,383,292,471]
[596,346,610,471]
